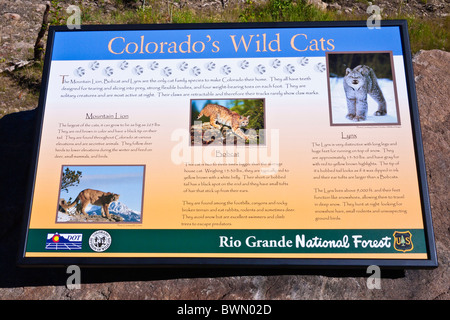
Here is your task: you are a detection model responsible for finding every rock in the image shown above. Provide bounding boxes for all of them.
[412,51,450,272]
[307,0,327,11]
[3,13,21,20]
[328,3,341,10]
[191,122,257,145]
[1,59,33,73]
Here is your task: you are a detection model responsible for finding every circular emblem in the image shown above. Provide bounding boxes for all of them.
[89,230,112,252]
[52,234,60,243]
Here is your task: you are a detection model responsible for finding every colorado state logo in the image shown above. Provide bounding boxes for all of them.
[88,230,112,252]
[393,231,413,252]
[45,233,82,250]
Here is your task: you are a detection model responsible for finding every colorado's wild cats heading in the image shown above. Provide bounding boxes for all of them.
[343,65,387,122]
[197,104,250,141]
[107,32,335,56]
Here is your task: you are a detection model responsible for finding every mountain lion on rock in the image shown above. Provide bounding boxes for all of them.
[59,188,120,219]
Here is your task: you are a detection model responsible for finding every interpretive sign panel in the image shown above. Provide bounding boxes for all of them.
[19,21,437,267]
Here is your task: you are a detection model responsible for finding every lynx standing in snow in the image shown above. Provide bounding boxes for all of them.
[343,65,387,121]
[197,103,250,140]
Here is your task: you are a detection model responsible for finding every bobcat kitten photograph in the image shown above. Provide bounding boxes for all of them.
[327,52,400,126]
[190,99,265,145]
[57,165,145,223]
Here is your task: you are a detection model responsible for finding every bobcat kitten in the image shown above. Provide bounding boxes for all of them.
[197,103,250,140]
[343,65,387,121]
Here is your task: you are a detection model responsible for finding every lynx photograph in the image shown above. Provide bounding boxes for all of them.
[327,52,400,126]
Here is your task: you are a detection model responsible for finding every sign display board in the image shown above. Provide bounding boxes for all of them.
[19,21,437,267]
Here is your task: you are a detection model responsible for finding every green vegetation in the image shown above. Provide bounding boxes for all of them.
[236,0,449,53]
[328,52,393,79]
[230,99,265,134]
[53,0,447,54]
[60,168,83,193]
[7,61,44,93]
[406,15,449,53]
[239,0,333,22]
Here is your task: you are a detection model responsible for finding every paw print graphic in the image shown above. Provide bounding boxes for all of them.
[179,61,189,71]
[222,65,231,75]
[149,61,159,70]
[163,66,172,77]
[75,67,85,77]
[272,59,281,68]
[192,66,201,76]
[285,64,295,74]
[89,61,99,71]
[134,65,144,75]
[314,62,326,73]
[104,66,114,76]
[256,64,266,74]
[119,61,129,70]
[206,62,216,71]
[240,60,249,69]
[298,57,309,66]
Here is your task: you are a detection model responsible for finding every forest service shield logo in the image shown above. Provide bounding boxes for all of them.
[393,231,413,252]
[89,230,112,252]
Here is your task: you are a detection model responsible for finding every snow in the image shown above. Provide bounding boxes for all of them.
[57,211,72,222]
[57,201,141,222]
[108,201,141,222]
[329,77,399,125]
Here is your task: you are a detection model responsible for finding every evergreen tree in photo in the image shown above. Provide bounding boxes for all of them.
[60,167,82,193]
[230,99,265,131]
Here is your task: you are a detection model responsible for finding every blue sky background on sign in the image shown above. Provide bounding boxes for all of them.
[51,26,403,60]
